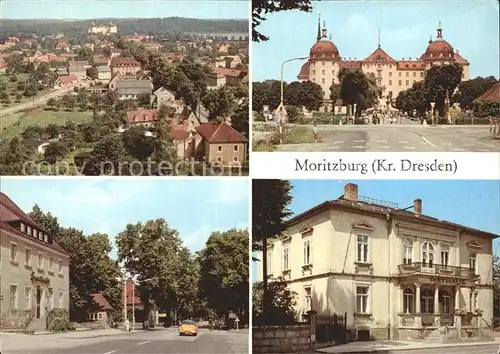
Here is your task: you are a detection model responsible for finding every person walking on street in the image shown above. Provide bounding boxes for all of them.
[124,318,130,332]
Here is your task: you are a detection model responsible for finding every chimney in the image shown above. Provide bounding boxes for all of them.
[344,183,359,202]
[414,199,422,214]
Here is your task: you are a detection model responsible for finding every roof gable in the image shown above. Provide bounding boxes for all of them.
[364,47,396,62]
[195,122,248,143]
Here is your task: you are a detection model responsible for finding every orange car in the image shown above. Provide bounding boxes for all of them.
[179,320,198,336]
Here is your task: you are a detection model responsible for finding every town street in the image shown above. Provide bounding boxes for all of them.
[1,328,249,354]
[387,344,499,354]
[274,124,499,152]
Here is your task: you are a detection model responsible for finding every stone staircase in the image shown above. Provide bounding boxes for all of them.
[423,329,443,344]
[26,316,47,332]
[0,310,35,332]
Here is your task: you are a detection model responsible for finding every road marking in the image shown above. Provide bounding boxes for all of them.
[397,141,408,144]
[477,149,491,152]
[375,140,387,143]
[421,136,436,147]
[452,148,466,151]
[103,351,116,354]
[333,141,344,144]
[137,341,150,346]
[327,146,340,150]
[403,146,416,149]
[353,139,366,143]
[378,146,391,149]
[352,146,365,149]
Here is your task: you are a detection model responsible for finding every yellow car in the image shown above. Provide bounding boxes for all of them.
[179,320,198,336]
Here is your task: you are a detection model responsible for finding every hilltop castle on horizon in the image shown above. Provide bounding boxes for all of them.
[88,22,117,35]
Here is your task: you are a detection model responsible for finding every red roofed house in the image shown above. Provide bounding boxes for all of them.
[195,121,248,166]
[0,193,70,330]
[111,57,141,76]
[88,293,114,326]
[124,109,200,160]
[55,74,78,88]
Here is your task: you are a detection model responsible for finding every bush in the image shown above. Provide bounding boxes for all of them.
[49,318,76,332]
[473,100,500,118]
[285,105,299,123]
[253,276,298,325]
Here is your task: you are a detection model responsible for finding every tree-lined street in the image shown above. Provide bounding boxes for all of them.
[1,327,249,354]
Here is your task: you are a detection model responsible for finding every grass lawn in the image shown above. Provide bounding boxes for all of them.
[282,126,318,144]
[1,109,94,139]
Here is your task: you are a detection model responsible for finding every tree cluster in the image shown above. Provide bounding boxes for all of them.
[394,63,464,117]
[252,80,323,113]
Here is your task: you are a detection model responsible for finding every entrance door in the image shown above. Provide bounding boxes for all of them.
[420,289,434,326]
[36,287,41,318]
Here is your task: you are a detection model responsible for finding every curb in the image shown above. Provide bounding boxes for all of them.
[314,340,497,353]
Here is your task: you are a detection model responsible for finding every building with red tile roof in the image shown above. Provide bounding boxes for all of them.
[55,74,78,87]
[474,81,500,103]
[1,193,70,329]
[297,17,470,112]
[195,122,248,165]
[111,57,141,76]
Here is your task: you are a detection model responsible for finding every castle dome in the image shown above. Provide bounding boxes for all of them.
[421,22,454,60]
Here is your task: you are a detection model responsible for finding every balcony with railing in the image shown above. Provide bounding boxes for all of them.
[397,262,478,279]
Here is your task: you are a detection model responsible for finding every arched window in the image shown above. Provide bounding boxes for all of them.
[421,242,435,268]
[403,288,414,314]
[403,239,413,265]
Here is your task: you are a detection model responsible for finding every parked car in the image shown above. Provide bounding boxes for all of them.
[179,320,198,336]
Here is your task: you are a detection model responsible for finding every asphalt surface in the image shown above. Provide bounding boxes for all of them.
[387,343,499,354]
[256,124,500,152]
[1,328,248,354]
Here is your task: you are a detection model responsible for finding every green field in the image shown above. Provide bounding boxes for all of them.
[1,109,94,139]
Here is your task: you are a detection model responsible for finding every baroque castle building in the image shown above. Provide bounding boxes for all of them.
[297,16,470,112]
[88,22,118,35]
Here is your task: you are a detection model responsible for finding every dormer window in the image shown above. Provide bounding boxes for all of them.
[21,223,26,233]
[44,234,48,243]
[38,231,43,241]
[33,229,37,238]
[27,226,32,236]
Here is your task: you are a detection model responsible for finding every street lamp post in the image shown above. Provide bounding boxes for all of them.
[430,102,436,125]
[280,57,308,106]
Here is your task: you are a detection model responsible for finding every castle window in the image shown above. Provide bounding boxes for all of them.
[389,72,392,77]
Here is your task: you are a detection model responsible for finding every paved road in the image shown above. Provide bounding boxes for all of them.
[389,343,498,354]
[1,328,248,354]
[259,125,499,152]
[0,82,89,117]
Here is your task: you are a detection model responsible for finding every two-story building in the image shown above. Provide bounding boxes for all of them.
[110,57,141,76]
[257,183,497,341]
[0,193,70,330]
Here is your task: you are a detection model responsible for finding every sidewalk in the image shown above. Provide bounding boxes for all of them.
[315,339,499,353]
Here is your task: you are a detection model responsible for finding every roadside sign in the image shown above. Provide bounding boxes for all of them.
[229,313,236,319]
[234,317,239,323]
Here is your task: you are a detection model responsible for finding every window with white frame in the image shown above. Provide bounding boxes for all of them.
[58,292,64,308]
[21,223,26,233]
[27,226,32,236]
[33,229,37,238]
[421,241,435,268]
[304,287,312,312]
[356,235,369,263]
[266,250,272,275]
[10,285,18,309]
[403,288,414,314]
[356,285,370,313]
[441,250,449,267]
[25,248,32,266]
[441,290,451,314]
[233,145,238,152]
[44,234,48,243]
[38,231,43,241]
[303,239,311,265]
[283,244,290,271]
[10,242,18,262]
[217,145,223,152]
[469,252,476,272]
[49,257,54,273]
[24,287,32,309]
[58,259,63,275]
[38,253,44,270]
[403,239,413,264]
